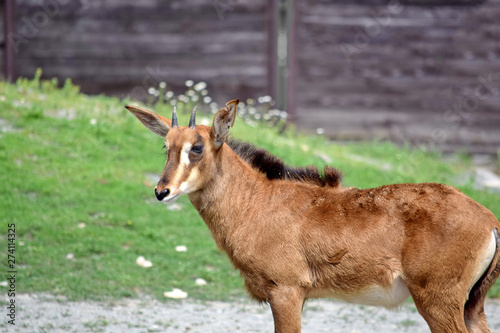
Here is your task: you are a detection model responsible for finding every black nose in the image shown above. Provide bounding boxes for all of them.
[155,188,170,201]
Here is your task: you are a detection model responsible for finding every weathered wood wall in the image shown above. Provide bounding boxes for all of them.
[15,0,268,104]
[9,0,500,154]
[295,0,500,154]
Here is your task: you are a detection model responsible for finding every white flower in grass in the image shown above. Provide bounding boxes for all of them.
[245,119,257,127]
[185,80,194,87]
[178,95,189,103]
[165,91,174,99]
[203,96,212,104]
[90,118,97,126]
[159,82,166,89]
[194,82,207,91]
[258,95,272,103]
[66,253,75,260]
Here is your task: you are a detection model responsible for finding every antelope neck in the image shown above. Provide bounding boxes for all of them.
[187,144,267,250]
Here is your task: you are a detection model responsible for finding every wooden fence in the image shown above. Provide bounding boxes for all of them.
[10,0,269,105]
[3,0,500,154]
[294,0,500,154]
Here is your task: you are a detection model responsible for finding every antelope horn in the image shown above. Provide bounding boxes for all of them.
[189,105,197,129]
[172,106,179,127]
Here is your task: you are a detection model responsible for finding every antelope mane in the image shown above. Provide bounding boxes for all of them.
[225,137,343,188]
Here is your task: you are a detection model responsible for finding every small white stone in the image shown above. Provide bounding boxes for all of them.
[142,260,153,268]
[195,278,207,286]
[66,253,75,260]
[136,256,153,268]
[136,256,145,265]
[164,288,188,299]
[175,245,188,252]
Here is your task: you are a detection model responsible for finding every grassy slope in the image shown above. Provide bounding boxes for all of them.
[0,76,499,302]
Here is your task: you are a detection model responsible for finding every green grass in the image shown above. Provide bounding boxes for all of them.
[0,74,499,301]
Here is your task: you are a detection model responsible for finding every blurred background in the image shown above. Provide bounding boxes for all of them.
[2,0,499,155]
[1,2,500,329]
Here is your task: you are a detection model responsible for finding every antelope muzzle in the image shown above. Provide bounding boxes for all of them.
[154,187,170,201]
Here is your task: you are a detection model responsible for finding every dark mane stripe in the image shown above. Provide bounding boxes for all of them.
[226,138,342,188]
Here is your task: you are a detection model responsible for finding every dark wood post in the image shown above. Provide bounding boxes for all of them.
[3,0,17,82]
[266,0,276,99]
[287,0,296,121]
[267,0,296,121]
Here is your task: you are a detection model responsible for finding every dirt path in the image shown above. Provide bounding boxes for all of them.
[3,294,500,333]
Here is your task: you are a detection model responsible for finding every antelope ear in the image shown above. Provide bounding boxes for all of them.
[211,99,239,149]
[125,105,172,137]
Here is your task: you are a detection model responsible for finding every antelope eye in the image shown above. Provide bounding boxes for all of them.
[191,145,204,154]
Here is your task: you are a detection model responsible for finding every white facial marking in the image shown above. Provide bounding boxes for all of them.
[180,142,192,166]
[161,193,181,204]
[179,169,200,194]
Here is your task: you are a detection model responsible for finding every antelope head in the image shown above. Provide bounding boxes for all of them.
[125,99,239,203]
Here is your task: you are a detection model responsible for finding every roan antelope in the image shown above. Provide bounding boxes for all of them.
[126,99,500,333]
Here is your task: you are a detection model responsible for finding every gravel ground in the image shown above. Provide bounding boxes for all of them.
[2,294,500,333]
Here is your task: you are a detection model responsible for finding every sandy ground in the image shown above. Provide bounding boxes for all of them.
[2,294,500,333]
